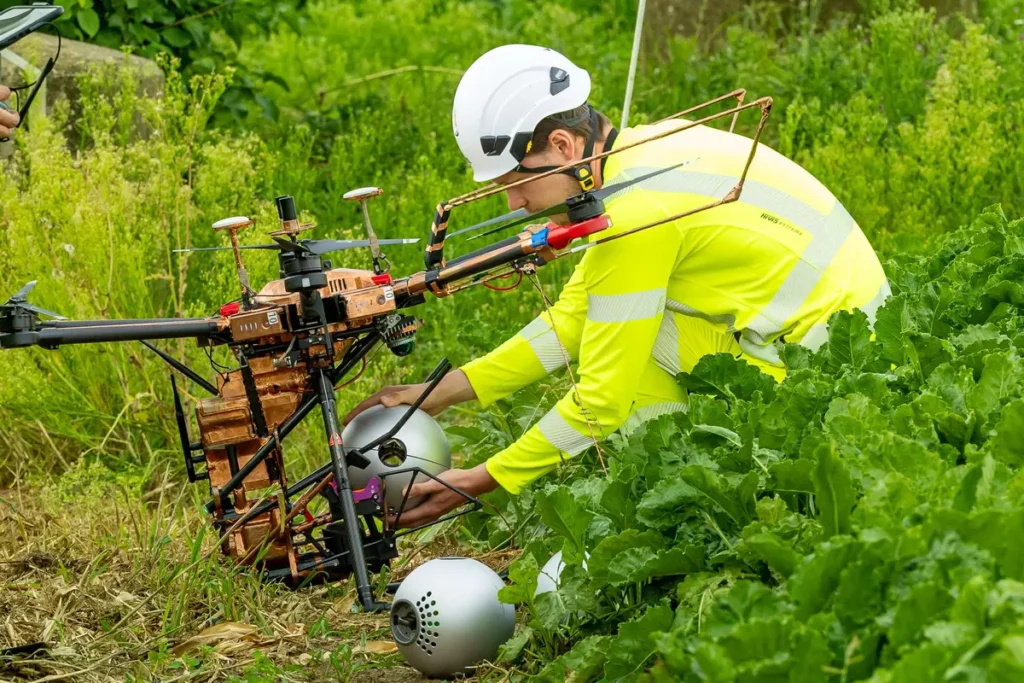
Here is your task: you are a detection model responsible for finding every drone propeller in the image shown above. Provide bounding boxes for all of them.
[15,302,66,320]
[447,207,531,240]
[306,238,418,255]
[7,280,37,303]
[456,156,702,242]
[271,235,313,254]
[2,280,67,320]
[173,238,419,255]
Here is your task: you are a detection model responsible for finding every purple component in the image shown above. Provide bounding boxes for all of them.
[352,476,382,503]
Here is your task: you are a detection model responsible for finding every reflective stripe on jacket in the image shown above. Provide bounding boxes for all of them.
[461,119,890,494]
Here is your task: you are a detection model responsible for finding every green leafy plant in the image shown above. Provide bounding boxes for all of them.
[484,204,1024,680]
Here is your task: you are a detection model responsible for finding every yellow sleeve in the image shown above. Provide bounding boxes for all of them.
[485,206,684,494]
[460,260,588,408]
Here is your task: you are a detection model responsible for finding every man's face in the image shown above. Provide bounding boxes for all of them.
[492,131,582,225]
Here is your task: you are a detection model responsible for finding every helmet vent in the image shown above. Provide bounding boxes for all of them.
[480,135,510,157]
[549,66,570,95]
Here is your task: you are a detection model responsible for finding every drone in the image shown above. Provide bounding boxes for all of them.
[0,91,772,613]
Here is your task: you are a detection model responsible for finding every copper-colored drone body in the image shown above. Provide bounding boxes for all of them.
[193,263,416,583]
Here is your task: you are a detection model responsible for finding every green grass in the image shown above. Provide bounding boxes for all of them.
[0,472,489,681]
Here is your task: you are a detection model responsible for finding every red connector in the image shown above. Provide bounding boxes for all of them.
[371,273,393,285]
[545,215,612,250]
[219,302,240,316]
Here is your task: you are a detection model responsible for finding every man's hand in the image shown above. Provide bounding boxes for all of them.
[342,368,476,425]
[0,85,20,139]
[389,463,500,529]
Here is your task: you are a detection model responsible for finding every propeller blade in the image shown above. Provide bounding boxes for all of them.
[463,156,701,242]
[271,235,312,253]
[172,244,281,253]
[21,303,67,320]
[379,238,421,246]
[588,159,702,202]
[447,208,529,239]
[464,203,568,242]
[5,280,37,304]
[172,237,418,255]
[1,281,65,319]
[304,238,420,255]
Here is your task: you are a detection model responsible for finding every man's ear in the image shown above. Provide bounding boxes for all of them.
[547,128,581,161]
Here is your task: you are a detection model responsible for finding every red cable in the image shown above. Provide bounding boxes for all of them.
[483,271,523,291]
[338,356,368,388]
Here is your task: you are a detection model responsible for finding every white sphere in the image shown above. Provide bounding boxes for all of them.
[391,557,516,678]
[535,550,589,596]
[535,550,565,596]
[342,404,451,510]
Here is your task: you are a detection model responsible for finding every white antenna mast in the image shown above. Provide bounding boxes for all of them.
[620,0,648,130]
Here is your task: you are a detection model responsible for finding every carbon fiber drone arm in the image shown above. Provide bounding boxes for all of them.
[0,317,227,349]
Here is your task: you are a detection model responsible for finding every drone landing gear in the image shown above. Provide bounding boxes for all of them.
[303,359,483,611]
[261,474,399,611]
[187,352,481,612]
[314,365,389,612]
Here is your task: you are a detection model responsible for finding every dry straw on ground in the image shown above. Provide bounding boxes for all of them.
[0,478,516,682]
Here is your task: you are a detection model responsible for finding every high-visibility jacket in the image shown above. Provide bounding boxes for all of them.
[461,119,891,494]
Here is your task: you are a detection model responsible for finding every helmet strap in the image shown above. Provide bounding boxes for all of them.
[514,106,614,192]
[571,106,599,191]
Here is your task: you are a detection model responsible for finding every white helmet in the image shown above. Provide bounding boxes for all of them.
[452,44,593,183]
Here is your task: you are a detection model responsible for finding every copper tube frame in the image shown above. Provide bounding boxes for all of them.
[444,89,755,210]
[417,90,772,296]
